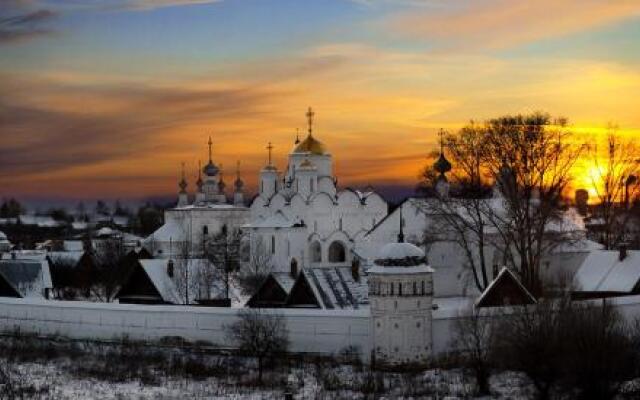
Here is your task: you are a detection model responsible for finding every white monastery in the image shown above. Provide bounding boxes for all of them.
[247,107,387,272]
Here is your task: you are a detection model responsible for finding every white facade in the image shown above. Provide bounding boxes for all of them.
[145,138,250,258]
[248,110,387,271]
[368,242,434,365]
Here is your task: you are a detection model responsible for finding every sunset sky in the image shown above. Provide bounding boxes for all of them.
[2,0,640,203]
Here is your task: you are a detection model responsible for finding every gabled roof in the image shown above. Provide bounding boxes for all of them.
[573,250,640,293]
[286,267,369,310]
[246,272,296,307]
[46,251,84,267]
[129,259,243,305]
[146,221,187,243]
[0,259,52,298]
[475,267,536,308]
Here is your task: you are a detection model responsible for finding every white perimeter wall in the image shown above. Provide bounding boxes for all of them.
[4,295,640,362]
[0,299,371,358]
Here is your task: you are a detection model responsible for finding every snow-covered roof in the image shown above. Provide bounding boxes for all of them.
[174,203,246,210]
[112,216,130,227]
[138,259,242,305]
[0,259,52,298]
[96,227,114,237]
[63,240,84,252]
[573,250,640,293]
[145,221,186,243]
[368,242,434,274]
[71,221,89,231]
[46,251,84,266]
[272,272,296,292]
[2,250,47,261]
[18,215,63,228]
[0,231,7,241]
[475,266,536,307]
[140,259,182,304]
[377,242,424,260]
[299,267,370,310]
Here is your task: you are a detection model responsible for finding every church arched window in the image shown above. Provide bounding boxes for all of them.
[310,241,322,263]
[271,235,276,254]
[310,178,314,193]
[413,281,417,295]
[328,241,346,263]
[399,282,402,296]
[203,225,209,236]
[339,218,343,231]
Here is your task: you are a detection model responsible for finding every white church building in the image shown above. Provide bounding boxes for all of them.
[146,138,250,258]
[246,108,388,271]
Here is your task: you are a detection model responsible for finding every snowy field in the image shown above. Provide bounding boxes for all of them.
[0,334,539,399]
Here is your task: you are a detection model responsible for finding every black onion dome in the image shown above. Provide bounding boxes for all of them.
[203,161,219,176]
[433,153,452,174]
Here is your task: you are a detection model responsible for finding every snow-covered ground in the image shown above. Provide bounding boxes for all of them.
[0,334,537,400]
[3,360,537,399]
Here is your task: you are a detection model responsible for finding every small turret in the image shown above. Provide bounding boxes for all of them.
[260,141,279,198]
[177,162,189,207]
[194,160,205,204]
[234,160,245,206]
[368,240,434,366]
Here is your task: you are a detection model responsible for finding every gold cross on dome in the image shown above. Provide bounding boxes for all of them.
[267,142,273,165]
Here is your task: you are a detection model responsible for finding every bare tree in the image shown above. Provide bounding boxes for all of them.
[172,233,200,305]
[453,304,494,396]
[237,237,273,296]
[588,128,640,249]
[422,114,583,295]
[205,225,242,301]
[492,297,570,400]
[479,113,583,295]
[560,301,636,400]
[224,308,289,384]
[422,125,495,291]
[91,237,126,302]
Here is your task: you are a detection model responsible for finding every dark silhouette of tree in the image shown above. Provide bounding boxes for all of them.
[588,127,640,250]
[95,200,110,216]
[0,198,24,218]
[205,225,241,301]
[135,204,164,236]
[225,309,289,384]
[453,305,494,396]
[421,113,584,295]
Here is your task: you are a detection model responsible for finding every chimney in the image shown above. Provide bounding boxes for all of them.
[167,259,174,278]
[351,259,360,282]
[619,244,628,262]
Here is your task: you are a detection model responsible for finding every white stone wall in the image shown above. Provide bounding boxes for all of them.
[0,298,371,357]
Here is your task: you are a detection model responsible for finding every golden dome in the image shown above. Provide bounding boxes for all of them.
[293,134,327,155]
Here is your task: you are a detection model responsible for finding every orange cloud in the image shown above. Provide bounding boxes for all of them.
[3,38,640,200]
[389,0,640,50]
